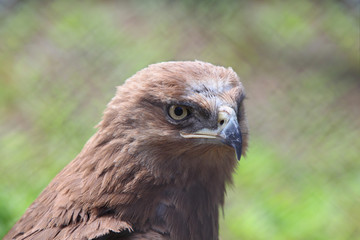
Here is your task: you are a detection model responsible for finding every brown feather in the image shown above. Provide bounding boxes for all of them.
[5,61,248,240]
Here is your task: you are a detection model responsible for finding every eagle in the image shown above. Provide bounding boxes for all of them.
[5,61,248,240]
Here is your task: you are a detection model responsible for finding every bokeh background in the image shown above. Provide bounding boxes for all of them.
[0,0,359,239]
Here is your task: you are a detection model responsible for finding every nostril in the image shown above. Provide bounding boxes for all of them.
[219,120,225,126]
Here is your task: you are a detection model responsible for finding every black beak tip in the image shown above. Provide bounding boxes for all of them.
[221,118,243,161]
[223,137,242,161]
[233,143,242,161]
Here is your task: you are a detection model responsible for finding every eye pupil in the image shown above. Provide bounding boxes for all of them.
[174,107,184,116]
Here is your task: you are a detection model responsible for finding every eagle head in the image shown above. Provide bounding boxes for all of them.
[98,60,248,181]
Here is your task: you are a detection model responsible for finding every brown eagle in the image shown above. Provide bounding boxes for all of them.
[5,61,248,240]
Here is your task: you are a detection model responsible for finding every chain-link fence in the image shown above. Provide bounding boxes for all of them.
[0,0,359,239]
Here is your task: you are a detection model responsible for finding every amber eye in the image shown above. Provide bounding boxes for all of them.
[169,105,189,120]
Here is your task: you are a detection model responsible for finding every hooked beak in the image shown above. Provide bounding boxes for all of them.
[180,106,243,161]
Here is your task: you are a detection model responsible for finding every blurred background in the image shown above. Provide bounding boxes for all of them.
[0,0,359,239]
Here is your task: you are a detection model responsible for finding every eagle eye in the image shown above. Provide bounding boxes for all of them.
[168,105,190,120]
